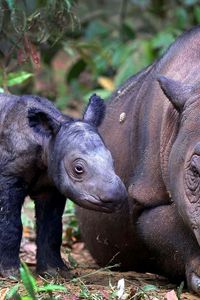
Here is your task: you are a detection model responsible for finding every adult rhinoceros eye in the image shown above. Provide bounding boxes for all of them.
[191,165,199,177]
[185,155,200,203]
[191,157,200,177]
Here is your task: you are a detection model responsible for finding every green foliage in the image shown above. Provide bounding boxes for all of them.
[177,281,184,300]
[0,71,33,87]
[68,253,78,269]
[0,0,199,106]
[6,283,20,299]
[63,199,80,244]
[21,201,35,229]
[67,59,86,83]
[0,0,77,94]
[134,284,159,299]
[0,0,76,46]
[79,282,104,300]
[59,0,200,105]
[20,262,37,299]
[141,284,158,292]
[6,262,67,299]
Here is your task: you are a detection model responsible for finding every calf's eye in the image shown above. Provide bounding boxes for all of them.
[74,165,84,175]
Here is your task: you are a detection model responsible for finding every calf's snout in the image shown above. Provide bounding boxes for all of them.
[101,176,128,211]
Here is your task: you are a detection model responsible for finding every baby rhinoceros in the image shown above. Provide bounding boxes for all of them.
[0,93,127,278]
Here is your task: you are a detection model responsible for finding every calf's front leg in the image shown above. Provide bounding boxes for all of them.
[34,189,70,278]
[0,176,26,277]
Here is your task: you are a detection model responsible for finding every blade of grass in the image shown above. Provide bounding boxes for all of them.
[20,262,37,300]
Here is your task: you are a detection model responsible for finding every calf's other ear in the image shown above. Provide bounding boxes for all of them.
[83,94,106,127]
[28,108,61,136]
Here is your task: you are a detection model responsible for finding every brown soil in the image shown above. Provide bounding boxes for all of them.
[0,202,198,299]
[18,239,200,299]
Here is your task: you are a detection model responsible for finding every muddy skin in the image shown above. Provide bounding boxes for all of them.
[76,26,200,295]
[0,93,127,278]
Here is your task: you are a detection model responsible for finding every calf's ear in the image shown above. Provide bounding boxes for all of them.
[157,75,193,111]
[28,108,61,136]
[83,94,106,127]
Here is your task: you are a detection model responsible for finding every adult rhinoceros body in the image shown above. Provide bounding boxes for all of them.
[76,26,200,293]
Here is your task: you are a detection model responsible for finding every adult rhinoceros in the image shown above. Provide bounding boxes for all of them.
[76,26,200,294]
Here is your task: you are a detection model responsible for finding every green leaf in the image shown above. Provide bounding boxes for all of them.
[175,7,188,29]
[85,20,109,40]
[177,281,184,300]
[67,59,86,83]
[5,0,14,10]
[142,40,154,64]
[6,283,20,299]
[151,31,175,54]
[20,262,37,300]
[65,199,75,213]
[121,23,135,40]
[142,284,159,292]
[112,42,135,69]
[68,253,78,268]
[6,72,33,87]
[11,8,26,33]
[63,0,72,10]
[194,6,200,23]
[0,87,4,93]
[37,284,67,293]
[114,55,134,86]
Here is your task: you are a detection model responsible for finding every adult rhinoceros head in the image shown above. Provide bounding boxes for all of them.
[158,75,200,245]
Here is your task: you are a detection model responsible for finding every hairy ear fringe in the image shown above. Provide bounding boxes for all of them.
[83,94,106,127]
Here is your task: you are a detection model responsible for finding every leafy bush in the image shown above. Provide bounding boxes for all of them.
[61,0,200,105]
[0,0,76,92]
[1,0,200,107]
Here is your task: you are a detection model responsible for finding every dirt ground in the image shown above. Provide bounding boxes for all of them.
[18,239,200,299]
[0,202,199,299]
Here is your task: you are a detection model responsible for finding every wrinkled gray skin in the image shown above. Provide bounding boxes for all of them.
[77,26,200,295]
[0,93,127,278]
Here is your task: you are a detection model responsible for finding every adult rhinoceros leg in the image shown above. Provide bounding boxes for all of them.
[138,204,200,294]
[34,189,70,278]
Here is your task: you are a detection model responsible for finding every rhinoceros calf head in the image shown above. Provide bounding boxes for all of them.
[158,76,200,245]
[28,94,127,212]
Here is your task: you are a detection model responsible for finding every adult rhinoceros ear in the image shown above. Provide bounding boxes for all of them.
[28,108,61,137]
[83,94,106,127]
[157,75,193,111]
